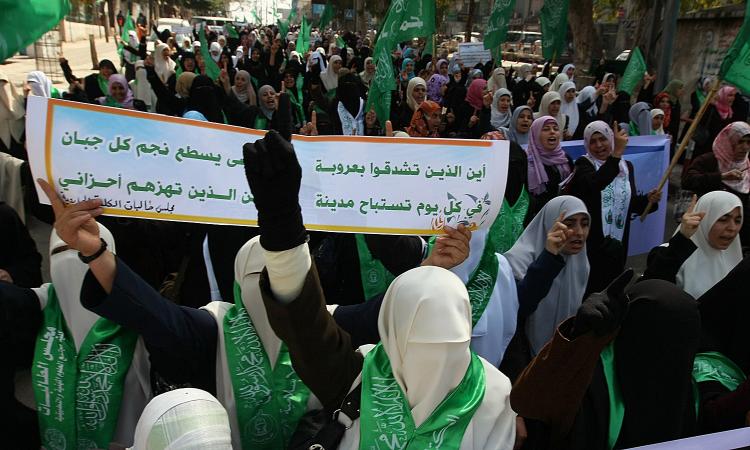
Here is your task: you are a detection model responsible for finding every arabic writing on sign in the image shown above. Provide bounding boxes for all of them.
[313,159,487,182]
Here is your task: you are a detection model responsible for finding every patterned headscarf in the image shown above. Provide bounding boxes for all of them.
[407,100,441,138]
[713,122,750,193]
[427,74,449,104]
[714,86,738,120]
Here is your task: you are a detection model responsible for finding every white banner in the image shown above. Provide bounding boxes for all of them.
[458,42,493,67]
[26,97,509,235]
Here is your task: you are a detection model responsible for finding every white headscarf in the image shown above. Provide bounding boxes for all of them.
[676,191,743,298]
[534,77,551,90]
[535,90,565,127]
[338,266,517,449]
[505,196,590,355]
[651,108,665,135]
[487,67,507,91]
[26,71,52,97]
[490,88,513,130]
[320,55,341,91]
[583,121,631,242]
[49,225,116,350]
[406,76,427,111]
[154,43,176,84]
[125,30,139,63]
[561,63,576,80]
[209,41,222,63]
[0,71,25,148]
[549,73,569,94]
[131,388,231,450]
[558,81,579,136]
[577,85,598,116]
[131,61,156,109]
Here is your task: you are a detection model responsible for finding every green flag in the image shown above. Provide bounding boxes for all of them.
[199,26,221,81]
[278,18,289,41]
[540,0,570,60]
[378,0,436,44]
[117,11,136,59]
[719,1,750,94]
[619,47,647,96]
[336,35,346,50]
[296,16,310,55]
[0,0,69,62]
[319,1,334,29]
[288,8,298,25]
[224,23,239,38]
[252,10,262,25]
[365,42,395,126]
[484,0,516,55]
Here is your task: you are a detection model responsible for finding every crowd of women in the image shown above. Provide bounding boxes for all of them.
[1,19,750,450]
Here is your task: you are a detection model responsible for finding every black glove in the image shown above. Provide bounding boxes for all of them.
[242,130,305,251]
[572,269,634,338]
[274,92,293,141]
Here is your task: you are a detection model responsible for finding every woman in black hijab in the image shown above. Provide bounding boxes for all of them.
[185,75,224,123]
[331,72,366,136]
[511,273,700,450]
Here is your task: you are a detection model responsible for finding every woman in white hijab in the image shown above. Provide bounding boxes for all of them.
[0,70,25,155]
[504,195,591,356]
[535,91,566,131]
[643,191,743,299]
[130,61,158,112]
[651,108,665,135]
[490,88,513,130]
[131,388,231,450]
[560,63,575,81]
[209,41,222,63]
[154,42,176,85]
[26,71,58,98]
[487,67,507,92]
[549,73,569,95]
[558,81,579,139]
[320,54,342,93]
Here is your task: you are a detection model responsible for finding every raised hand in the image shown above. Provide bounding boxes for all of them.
[365,108,377,128]
[679,195,705,239]
[572,269,634,337]
[646,188,662,205]
[421,224,472,270]
[37,179,103,255]
[310,110,318,136]
[469,112,479,127]
[613,121,628,158]
[545,211,575,255]
[385,120,393,137]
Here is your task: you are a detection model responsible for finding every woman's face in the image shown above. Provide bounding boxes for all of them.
[412,84,426,104]
[517,109,533,133]
[498,95,511,112]
[734,135,750,161]
[183,58,195,72]
[564,88,575,103]
[162,48,170,60]
[427,110,442,131]
[220,53,230,66]
[548,99,561,116]
[439,64,448,76]
[261,89,277,110]
[560,213,590,255]
[283,73,295,88]
[727,91,737,106]
[100,65,113,79]
[652,114,664,132]
[332,59,342,72]
[235,75,247,90]
[708,207,742,250]
[588,131,611,160]
[539,122,561,151]
[366,59,375,73]
[566,67,575,79]
[405,61,414,73]
[659,96,670,110]
[251,48,260,62]
[110,82,126,102]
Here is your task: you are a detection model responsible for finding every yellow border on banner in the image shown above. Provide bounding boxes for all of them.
[43,98,488,234]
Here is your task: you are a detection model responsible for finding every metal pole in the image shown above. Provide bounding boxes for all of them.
[656,0,680,91]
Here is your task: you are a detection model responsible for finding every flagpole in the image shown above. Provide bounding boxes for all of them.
[639,79,722,221]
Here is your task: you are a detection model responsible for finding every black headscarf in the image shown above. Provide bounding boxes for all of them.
[180,52,196,72]
[336,73,362,118]
[98,59,118,74]
[186,75,223,123]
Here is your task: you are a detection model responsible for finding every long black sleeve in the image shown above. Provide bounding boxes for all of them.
[364,235,424,277]
[516,249,566,318]
[570,156,622,195]
[641,233,697,284]
[0,203,42,288]
[80,257,218,391]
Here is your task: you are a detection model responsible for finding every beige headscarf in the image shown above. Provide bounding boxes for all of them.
[154,43,176,84]
[338,266,517,449]
[0,71,25,148]
[321,55,342,92]
[175,72,196,98]
[231,70,257,106]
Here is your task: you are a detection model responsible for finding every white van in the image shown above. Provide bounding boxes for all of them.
[191,16,233,33]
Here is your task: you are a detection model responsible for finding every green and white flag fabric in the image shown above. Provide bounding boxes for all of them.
[484,0,517,57]
[619,47,647,96]
[252,10,262,25]
[319,1,334,29]
[540,0,570,60]
[32,285,138,450]
[296,16,311,55]
[199,26,221,81]
[0,0,69,62]
[278,18,290,42]
[335,35,346,50]
[117,11,136,60]
[719,0,750,94]
[224,23,239,39]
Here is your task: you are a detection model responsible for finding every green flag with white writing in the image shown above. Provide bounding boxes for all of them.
[378,0,436,44]
[199,26,221,81]
[296,16,310,55]
[719,1,750,94]
[540,0,570,60]
[484,0,516,53]
[319,1,334,29]
[117,11,136,59]
[365,42,395,126]
[619,47,647,95]
[1,0,69,62]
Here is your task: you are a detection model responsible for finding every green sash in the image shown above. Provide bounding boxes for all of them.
[254,115,269,130]
[491,187,529,254]
[51,87,61,99]
[224,282,311,450]
[289,75,306,126]
[32,285,138,450]
[600,342,625,450]
[102,96,123,108]
[359,343,485,450]
[355,234,395,301]
[692,351,747,415]
[97,74,109,98]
